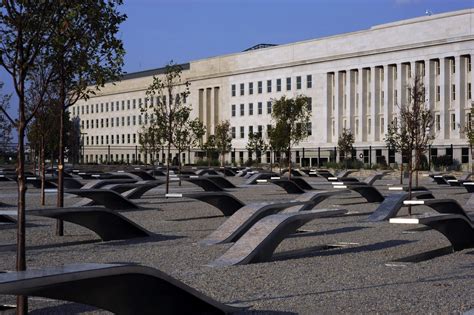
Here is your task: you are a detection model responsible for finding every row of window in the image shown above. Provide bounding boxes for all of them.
[231,75,313,97]
[230,123,313,139]
[231,98,313,117]
[85,134,137,146]
[79,114,157,129]
[73,94,186,116]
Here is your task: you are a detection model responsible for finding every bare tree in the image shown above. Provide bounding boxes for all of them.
[337,128,354,169]
[460,105,474,172]
[215,120,232,167]
[0,2,58,312]
[270,95,311,179]
[391,75,434,213]
[145,62,190,193]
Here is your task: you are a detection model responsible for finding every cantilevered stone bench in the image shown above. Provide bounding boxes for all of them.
[433,175,457,185]
[329,173,385,186]
[204,176,237,189]
[220,168,236,176]
[244,172,279,185]
[201,190,350,245]
[128,170,156,180]
[67,189,141,210]
[81,178,137,190]
[166,192,244,216]
[196,169,220,176]
[463,182,474,193]
[183,177,225,191]
[366,190,435,222]
[208,208,347,266]
[403,199,473,221]
[270,179,307,194]
[390,213,474,251]
[0,207,151,241]
[333,184,385,202]
[0,263,241,314]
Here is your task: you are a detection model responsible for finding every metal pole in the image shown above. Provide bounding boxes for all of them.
[188,147,191,165]
[369,145,372,167]
[107,145,111,165]
[135,145,138,164]
[428,144,432,170]
[318,147,320,168]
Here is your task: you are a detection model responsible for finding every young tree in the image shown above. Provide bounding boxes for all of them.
[246,131,268,166]
[48,2,126,236]
[0,2,59,312]
[202,135,216,167]
[337,128,355,169]
[0,82,12,153]
[270,95,311,179]
[214,120,232,167]
[384,121,408,184]
[145,62,190,193]
[391,75,434,212]
[66,116,82,166]
[138,123,162,165]
[173,107,206,179]
[461,105,474,172]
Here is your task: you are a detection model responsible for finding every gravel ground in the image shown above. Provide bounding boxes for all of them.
[0,172,473,314]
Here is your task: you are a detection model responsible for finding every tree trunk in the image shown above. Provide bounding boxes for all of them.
[287,148,292,180]
[165,142,171,194]
[400,161,404,185]
[17,112,28,314]
[40,136,45,206]
[56,79,66,236]
[408,157,413,216]
[178,150,182,187]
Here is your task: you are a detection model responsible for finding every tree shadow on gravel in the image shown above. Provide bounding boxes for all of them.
[272,239,413,261]
[0,239,100,253]
[96,233,185,247]
[168,214,224,222]
[287,226,370,238]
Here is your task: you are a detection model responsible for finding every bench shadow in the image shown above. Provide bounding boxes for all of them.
[272,239,413,262]
[97,233,186,247]
[168,214,224,222]
[288,226,370,238]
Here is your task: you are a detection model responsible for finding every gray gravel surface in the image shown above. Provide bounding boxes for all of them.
[0,173,473,314]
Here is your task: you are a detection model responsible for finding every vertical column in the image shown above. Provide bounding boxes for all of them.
[396,63,403,110]
[205,88,212,135]
[457,56,465,139]
[348,70,355,132]
[214,87,220,129]
[440,57,449,139]
[325,73,331,143]
[359,69,366,141]
[334,71,341,141]
[425,59,434,111]
[383,65,390,134]
[370,67,377,141]
[198,89,204,122]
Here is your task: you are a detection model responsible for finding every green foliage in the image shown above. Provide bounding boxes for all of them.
[214,120,232,166]
[246,131,268,163]
[337,128,354,160]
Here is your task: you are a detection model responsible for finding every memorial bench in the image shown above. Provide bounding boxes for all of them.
[0,263,241,314]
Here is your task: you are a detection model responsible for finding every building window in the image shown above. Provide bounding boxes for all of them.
[266,124,272,137]
[106,118,109,128]
[307,122,312,136]
[462,147,469,164]
[231,84,236,97]
[451,113,456,130]
[240,104,244,116]
[307,75,312,88]
[267,101,272,114]
[240,126,244,138]
[127,134,131,144]
[307,97,312,111]
[258,102,262,115]
[127,100,130,110]
[249,82,253,95]
[258,81,263,94]
[231,127,236,139]
[452,84,456,101]
[380,117,385,135]
[296,76,302,89]
[101,119,104,128]
[267,80,272,93]
[368,118,371,135]
[249,103,253,115]
[133,134,136,144]
[276,79,281,92]
[436,86,440,102]
[257,125,263,135]
[133,116,136,126]
[121,117,125,126]
[286,77,291,91]
[231,104,236,117]
[240,83,244,96]
[451,59,456,74]
[435,60,440,75]
[249,126,253,135]
[468,83,472,99]
[355,119,359,135]
[468,56,472,72]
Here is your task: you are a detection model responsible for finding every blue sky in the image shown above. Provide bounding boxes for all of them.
[119,0,473,73]
[1,0,473,120]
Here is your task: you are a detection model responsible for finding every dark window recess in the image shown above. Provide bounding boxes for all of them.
[462,147,469,164]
